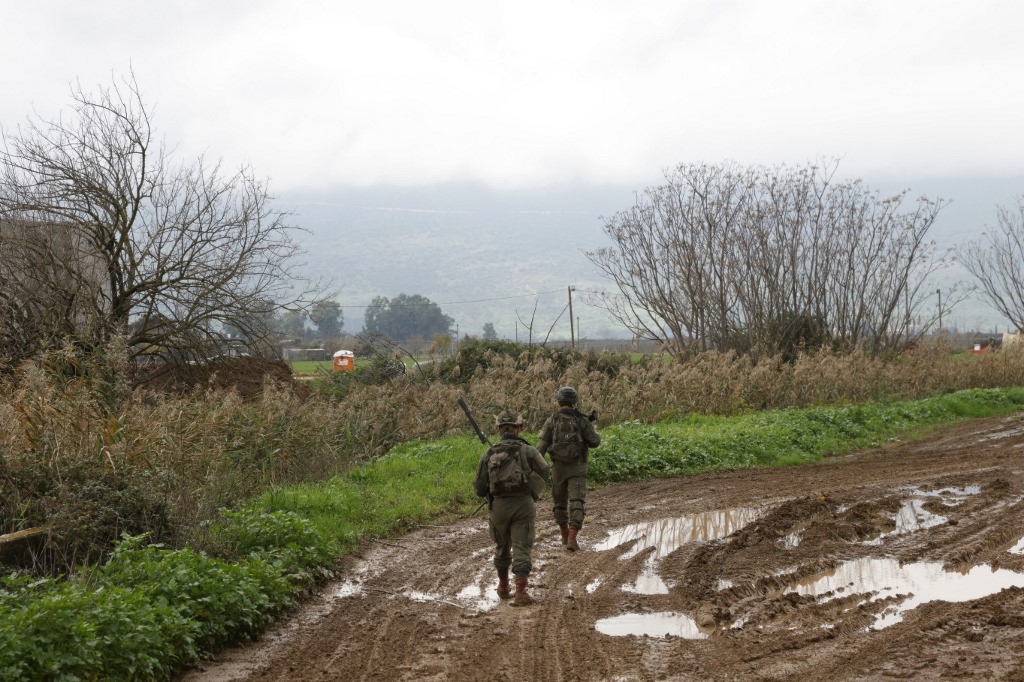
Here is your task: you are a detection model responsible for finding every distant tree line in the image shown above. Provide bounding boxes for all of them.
[363,293,453,344]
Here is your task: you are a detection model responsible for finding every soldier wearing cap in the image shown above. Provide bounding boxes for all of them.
[473,409,549,606]
[536,386,601,551]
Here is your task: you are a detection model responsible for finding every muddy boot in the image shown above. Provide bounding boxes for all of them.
[512,577,535,606]
[496,569,512,600]
[566,526,580,552]
[558,524,569,546]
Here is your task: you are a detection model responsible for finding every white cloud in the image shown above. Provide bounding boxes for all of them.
[2,0,1023,190]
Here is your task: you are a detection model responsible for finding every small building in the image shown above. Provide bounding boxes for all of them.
[332,349,355,371]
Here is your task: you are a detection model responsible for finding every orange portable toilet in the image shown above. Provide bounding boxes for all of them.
[332,350,355,371]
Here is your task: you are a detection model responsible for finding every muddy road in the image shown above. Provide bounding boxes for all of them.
[182,413,1024,681]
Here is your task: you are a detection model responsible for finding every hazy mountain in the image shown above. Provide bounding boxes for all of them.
[279,183,639,340]
[277,176,1024,340]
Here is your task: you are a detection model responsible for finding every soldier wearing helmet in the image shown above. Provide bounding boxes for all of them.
[473,409,549,605]
[536,386,601,551]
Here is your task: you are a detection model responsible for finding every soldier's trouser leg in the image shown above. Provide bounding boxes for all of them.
[489,513,512,574]
[491,496,536,578]
[568,475,587,529]
[552,462,585,524]
[552,483,569,528]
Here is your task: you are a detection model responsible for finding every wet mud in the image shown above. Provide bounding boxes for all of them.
[180,413,1024,681]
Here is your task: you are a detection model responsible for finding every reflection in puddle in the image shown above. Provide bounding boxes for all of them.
[595,508,762,594]
[786,557,1024,630]
[596,611,710,639]
[586,578,603,593]
[455,569,500,611]
[865,486,982,546]
[865,499,947,545]
[782,531,803,548]
[1009,537,1024,555]
[910,485,981,498]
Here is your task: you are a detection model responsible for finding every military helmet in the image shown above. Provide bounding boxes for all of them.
[555,386,578,405]
[494,410,525,428]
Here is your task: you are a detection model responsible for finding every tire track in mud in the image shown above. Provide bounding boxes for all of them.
[181,413,1024,681]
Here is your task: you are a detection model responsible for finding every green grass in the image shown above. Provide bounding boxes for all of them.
[589,387,1024,483]
[256,438,483,547]
[256,387,1024,548]
[289,360,338,374]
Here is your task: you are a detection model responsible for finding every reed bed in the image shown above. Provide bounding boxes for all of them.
[3,339,1024,573]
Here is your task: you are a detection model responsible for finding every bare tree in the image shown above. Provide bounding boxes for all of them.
[0,72,319,372]
[587,160,956,358]
[0,219,104,365]
[957,196,1024,333]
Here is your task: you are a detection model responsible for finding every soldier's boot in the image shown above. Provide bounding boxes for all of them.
[566,526,580,552]
[512,577,535,607]
[496,569,512,600]
[558,524,569,546]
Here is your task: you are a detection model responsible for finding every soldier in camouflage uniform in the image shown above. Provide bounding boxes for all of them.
[536,386,600,552]
[473,410,549,606]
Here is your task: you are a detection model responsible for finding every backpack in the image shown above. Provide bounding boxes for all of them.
[548,412,585,463]
[486,441,531,496]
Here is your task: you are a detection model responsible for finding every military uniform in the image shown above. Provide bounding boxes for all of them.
[537,401,600,550]
[473,430,548,604]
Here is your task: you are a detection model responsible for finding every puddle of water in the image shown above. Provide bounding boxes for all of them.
[329,580,364,598]
[864,485,983,545]
[586,577,604,593]
[595,508,762,557]
[596,508,762,594]
[403,590,435,603]
[864,499,948,545]
[978,427,1024,441]
[786,557,1024,630]
[910,485,981,498]
[1008,537,1024,555]
[455,570,501,611]
[595,611,710,639]
[327,559,371,598]
[622,570,671,595]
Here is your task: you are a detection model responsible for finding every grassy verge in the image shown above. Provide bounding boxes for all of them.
[3,387,1024,680]
[255,387,1024,547]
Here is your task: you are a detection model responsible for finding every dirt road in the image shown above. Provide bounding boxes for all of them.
[181,413,1024,681]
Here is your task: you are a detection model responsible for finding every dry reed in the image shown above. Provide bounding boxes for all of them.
[3,339,1024,571]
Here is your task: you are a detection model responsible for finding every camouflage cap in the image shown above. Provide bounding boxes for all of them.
[555,386,578,405]
[494,410,525,428]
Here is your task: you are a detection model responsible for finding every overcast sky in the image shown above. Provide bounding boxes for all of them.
[3,1,1023,193]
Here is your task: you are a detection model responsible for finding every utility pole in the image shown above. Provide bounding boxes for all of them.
[568,285,576,349]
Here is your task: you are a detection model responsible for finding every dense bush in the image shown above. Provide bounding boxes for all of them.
[429,338,632,384]
[0,509,335,681]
